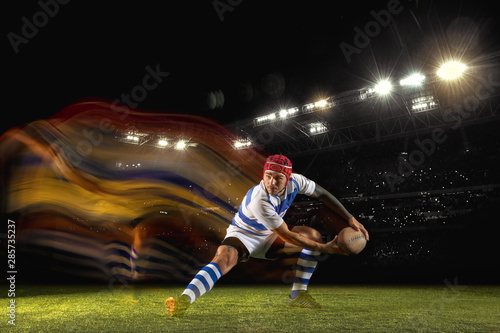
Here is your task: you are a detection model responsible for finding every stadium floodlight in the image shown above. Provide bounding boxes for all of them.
[126,135,140,142]
[255,107,300,125]
[410,95,438,113]
[412,102,437,111]
[302,98,334,114]
[400,73,426,86]
[157,138,168,147]
[314,100,328,108]
[374,80,392,95]
[302,103,315,113]
[175,140,187,150]
[279,107,299,119]
[121,129,150,145]
[437,61,466,80]
[254,112,277,125]
[234,138,253,149]
[308,122,328,135]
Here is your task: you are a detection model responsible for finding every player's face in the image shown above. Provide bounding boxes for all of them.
[263,171,287,196]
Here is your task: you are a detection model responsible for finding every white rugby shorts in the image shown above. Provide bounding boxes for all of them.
[223,224,279,260]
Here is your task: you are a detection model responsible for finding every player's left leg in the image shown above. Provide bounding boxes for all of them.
[165,241,244,317]
[266,225,324,309]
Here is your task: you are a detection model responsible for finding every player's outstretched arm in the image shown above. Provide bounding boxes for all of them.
[272,223,348,255]
[311,184,369,241]
[310,184,353,220]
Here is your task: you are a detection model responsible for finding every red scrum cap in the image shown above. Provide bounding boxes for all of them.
[263,154,293,185]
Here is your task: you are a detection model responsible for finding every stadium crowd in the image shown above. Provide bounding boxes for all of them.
[299,124,499,198]
[288,123,498,281]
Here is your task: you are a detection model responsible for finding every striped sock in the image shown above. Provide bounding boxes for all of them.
[181,262,222,304]
[291,249,319,298]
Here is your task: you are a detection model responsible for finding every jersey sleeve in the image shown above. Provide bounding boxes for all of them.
[292,173,316,196]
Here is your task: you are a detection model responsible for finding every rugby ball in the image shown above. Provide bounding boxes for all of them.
[336,227,367,255]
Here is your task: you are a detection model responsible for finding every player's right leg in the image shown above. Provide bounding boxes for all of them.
[266,225,324,309]
[165,243,241,317]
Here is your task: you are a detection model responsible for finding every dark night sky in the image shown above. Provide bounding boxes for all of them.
[4,0,500,134]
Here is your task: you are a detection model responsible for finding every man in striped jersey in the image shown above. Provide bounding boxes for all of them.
[165,154,369,316]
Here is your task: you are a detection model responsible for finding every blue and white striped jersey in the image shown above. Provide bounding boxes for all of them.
[231,173,316,236]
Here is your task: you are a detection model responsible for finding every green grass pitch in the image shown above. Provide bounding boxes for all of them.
[7,284,499,332]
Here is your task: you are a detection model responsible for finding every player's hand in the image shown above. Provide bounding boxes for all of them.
[348,217,369,241]
[324,235,350,256]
